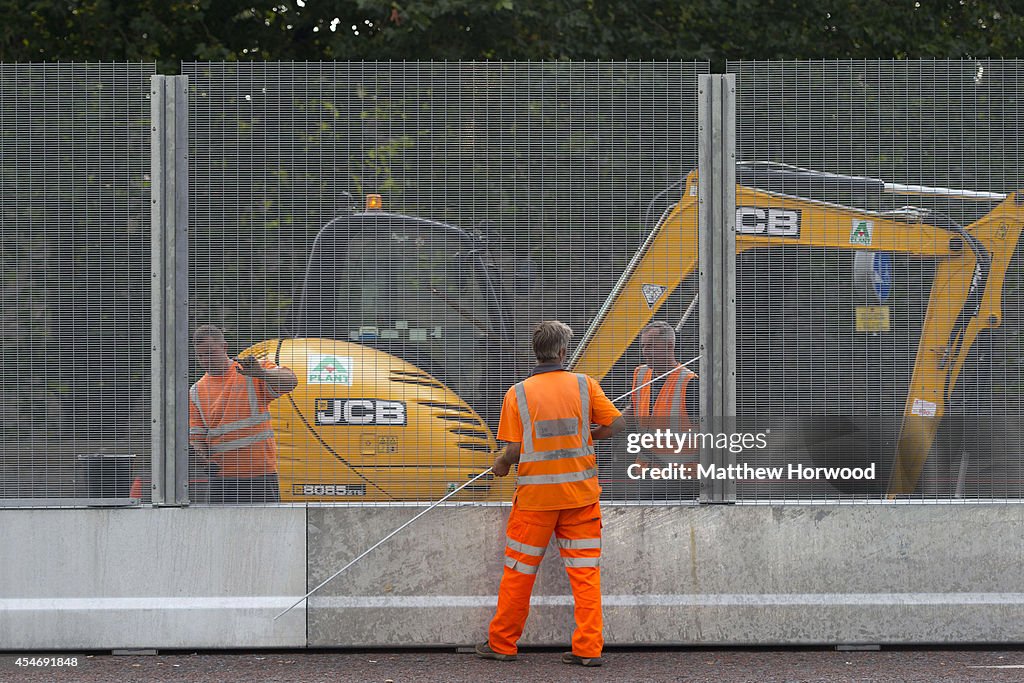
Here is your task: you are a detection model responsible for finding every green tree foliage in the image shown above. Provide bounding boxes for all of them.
[1,64,152,451]
[3,1,1024,71]
[184,61,701,371]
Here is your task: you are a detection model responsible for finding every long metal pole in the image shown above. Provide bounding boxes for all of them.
[274,466,496,620]
[274,353,699,620]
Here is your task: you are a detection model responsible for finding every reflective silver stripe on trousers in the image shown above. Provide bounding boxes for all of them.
[504,556,540,575]
[535,417,578,438]
[516,467,598,486]
[514,381,533,455]
[520,445,595,464]
[189,383,209,427]
[507,538,546,556]
[208,411,271,437]
[189,427,209,436]
[209,429,275,455]
[562,556,601,568]
[556,537,602,550]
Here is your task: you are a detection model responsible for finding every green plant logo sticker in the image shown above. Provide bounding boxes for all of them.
[850,219,874,246]
[307,354,354,385]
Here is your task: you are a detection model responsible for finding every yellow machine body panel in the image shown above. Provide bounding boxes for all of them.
[240,337,514,503]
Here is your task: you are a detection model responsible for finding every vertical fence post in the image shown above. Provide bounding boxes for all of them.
[721,74,737,503]
[151,75,190,506]
[698,74,737,503]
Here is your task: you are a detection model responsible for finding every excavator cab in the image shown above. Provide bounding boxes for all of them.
[289,206,514,421]
[244,200,526,502]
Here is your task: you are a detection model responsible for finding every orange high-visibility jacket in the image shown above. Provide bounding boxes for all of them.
[497,366,621,511]
[631,364,696,456]
[188,361,285,478]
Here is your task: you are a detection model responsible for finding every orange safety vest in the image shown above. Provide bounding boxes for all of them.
[188,361,280,477]
[631,364,696,459]
[511,371,601,511]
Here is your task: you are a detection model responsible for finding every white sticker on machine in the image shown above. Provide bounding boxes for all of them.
[307,353,354,385]
[911,398,937,417]
[641,283,668,309]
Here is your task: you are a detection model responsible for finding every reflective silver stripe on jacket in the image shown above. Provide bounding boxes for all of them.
[208,411,271,438]
[577,374,591,445]
[189,383,209,427]
[504,556,540,575]
[645,365,685,418]
[634,365,650,413]
[245,376,259,414]
[535,417,578,438]
[192,375,271,444]
[209,429,275,455]
[189,427,209,437]
[514,381,533,455]
[516,467,598,486]
[556,537,601,550]
[562,556,600,568]
[517,374,595,468]
[506,538,546,557]
[522,445,595,462]
[669,368,685,417]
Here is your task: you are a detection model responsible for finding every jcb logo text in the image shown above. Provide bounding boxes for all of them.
[736,207,801,237]
[315,399,407,426]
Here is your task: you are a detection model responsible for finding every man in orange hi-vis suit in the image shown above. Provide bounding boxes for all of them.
[189,324,297,504]
[476,320,625,668]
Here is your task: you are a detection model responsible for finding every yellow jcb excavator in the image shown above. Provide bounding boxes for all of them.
[240,164,1021,501]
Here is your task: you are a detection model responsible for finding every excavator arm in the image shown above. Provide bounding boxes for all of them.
[569,164,1023,496]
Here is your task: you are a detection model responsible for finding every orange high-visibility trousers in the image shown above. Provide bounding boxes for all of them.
[487,501,603,658]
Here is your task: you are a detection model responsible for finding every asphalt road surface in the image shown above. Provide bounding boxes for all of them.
[4,647,1024,682]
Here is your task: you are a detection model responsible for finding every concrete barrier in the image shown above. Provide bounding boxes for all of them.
[308,503,1024,646]
[0,507,306,650]
[4,503,1024,649]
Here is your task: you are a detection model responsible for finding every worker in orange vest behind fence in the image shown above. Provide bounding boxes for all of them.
[476,320,625,668]
[624,320,699,487]
[188,324,297,504]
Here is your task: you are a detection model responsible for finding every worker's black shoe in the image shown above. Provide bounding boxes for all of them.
[475,642,517,661]
[562,652,603,667]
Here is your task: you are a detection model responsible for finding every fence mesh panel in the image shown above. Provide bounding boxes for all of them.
[0,63,154,505]
[727,60,1024,501]
[6,60,1017,507]
[184,61,706,505]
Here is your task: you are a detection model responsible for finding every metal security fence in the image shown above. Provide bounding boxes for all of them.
[0,63,155,505]
[727,60,1024,501]
[6,59,1019,508]
[183,61,706,504]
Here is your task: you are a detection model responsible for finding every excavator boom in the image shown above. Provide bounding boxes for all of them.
[570,164,1023,496]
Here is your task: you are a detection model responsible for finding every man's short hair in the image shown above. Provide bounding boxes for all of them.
[532,320,574,363]
[642,320,676,343]
[193,324,226,346]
